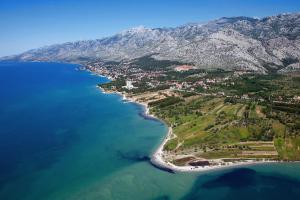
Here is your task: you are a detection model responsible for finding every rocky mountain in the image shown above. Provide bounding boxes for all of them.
[2,13,300,73]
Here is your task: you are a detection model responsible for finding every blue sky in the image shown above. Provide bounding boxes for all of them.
[0,0,299,57]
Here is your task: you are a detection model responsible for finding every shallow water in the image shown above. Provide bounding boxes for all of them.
[0,62,299,200]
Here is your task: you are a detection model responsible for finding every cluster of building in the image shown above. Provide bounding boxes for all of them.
[85,65,122,80]
[85,60,239,94]
[86,60,300,109]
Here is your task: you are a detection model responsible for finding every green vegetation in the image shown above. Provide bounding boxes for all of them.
[96,58,300,161]
[149,74,300,160]
[131,55,185,71]
[99,79,126,91]
[221,73,300,99]
[148,96,183,108]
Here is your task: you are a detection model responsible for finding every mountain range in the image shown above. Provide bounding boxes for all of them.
[2,13,300,73]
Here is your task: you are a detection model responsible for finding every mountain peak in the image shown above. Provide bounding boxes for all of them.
[121,26,151,35]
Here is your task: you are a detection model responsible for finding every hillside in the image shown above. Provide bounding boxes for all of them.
[1,13,300,73]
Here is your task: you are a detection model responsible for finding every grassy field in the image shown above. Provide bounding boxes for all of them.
[150,95,299,160]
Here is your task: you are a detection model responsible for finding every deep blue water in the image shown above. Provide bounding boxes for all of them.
[0,62,300,200]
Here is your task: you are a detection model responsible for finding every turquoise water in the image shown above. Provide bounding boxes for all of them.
[0,62,300,200]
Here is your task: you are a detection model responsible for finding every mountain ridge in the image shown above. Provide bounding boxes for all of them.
[2,12,300,73]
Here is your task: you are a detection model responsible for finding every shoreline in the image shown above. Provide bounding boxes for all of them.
[92,72,298,173]
[97,85,287,173]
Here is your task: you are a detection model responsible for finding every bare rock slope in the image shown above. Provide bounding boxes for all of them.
[2,13,300,73]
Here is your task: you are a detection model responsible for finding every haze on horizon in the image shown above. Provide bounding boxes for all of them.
[1,0,300,57]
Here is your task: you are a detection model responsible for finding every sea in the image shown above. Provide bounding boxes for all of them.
[0,62,300,200]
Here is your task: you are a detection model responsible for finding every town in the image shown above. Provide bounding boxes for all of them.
[85,57,300,105]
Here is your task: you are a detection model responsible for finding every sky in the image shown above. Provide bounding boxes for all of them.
[0,0,300,57]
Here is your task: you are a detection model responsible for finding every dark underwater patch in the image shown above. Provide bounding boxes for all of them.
[181,168,300,200]
[138,111,161,122]
[116,150,150,162]
[202,168,256,189]
[115,150,175,174]
[153,195,171,200]
[130,102,163,123]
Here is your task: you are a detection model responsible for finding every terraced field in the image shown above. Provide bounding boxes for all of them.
[150,95,299,161]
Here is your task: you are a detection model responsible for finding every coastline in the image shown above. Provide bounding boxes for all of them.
[88,67,298,173]
[96,84,288,173]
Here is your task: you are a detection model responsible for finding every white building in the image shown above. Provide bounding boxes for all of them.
[123,81,136,90]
